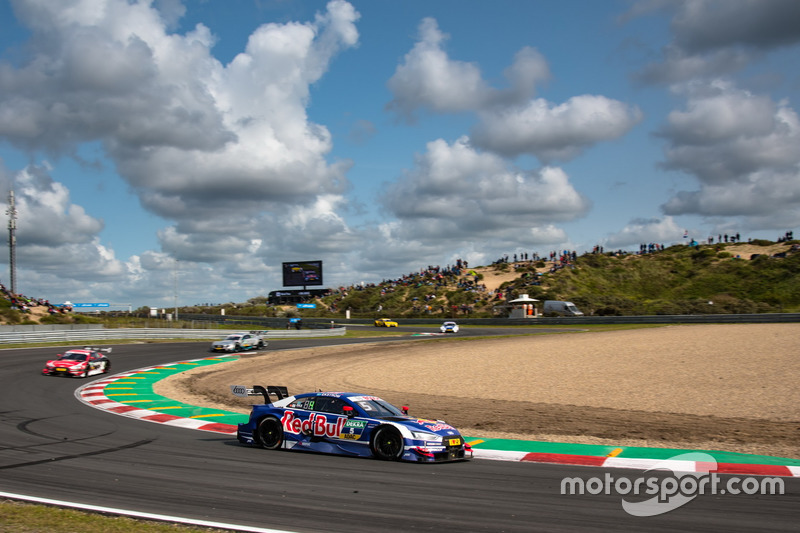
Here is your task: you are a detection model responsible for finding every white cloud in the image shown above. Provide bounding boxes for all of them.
[0,0,361,264]
[386,17,639,163]
[659,80,800,224]
[633,0,800,84]
[385,18,548,120]
[471,95,643,161]
[12,163,104,246]
[382,137,590,243]
[605,216,686,248]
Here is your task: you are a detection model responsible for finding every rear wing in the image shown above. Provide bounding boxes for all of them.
[230,385,289,404]
[83,346,112,354]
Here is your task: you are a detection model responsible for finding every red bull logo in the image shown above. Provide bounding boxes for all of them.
[281,410,347,438]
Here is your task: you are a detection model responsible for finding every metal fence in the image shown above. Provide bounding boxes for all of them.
[0,327,347,345]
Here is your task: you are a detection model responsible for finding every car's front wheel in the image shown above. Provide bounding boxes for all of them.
[370,426,404,460]
[256,417,283,450]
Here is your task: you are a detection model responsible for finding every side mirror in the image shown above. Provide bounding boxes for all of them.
[402,406,409,415]
[343,405,355,418]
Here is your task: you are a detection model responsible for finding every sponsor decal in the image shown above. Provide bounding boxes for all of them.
[423,422,456,432]
[230,385,248,397]
[349,395,382,402]
[281,410,347,438]
[340,419,368,440]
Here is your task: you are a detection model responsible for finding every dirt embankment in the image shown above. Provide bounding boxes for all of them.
[155,324,800,460]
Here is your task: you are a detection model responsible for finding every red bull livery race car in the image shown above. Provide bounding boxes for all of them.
[41,347,112,378]
[232,385,471,463]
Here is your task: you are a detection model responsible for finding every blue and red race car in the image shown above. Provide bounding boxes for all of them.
[232,385,471,463]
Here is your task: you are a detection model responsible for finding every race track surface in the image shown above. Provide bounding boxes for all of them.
[1,340,798,532]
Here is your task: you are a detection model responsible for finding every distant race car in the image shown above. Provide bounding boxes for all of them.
[42,347,112,378]
[374,318,398,327]
[210,332,266,353]
[232,385,471,463]
[440,321,459,333]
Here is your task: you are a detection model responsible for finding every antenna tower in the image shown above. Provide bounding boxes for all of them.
[6,191,17,295]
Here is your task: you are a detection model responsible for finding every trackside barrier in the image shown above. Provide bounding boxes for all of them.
[0,327,347,345]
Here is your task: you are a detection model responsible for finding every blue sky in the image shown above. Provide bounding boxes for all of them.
[0,0,798,309]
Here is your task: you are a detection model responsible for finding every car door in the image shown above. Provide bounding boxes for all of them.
[87,352,101,372]
[309,397,352,441]
[314,397,371,443]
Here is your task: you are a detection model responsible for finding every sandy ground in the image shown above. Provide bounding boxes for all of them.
[155,324,800,460]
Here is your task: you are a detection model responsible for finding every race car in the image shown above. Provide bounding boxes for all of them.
[440,321,459,333]
[374,318,398,327]
[210,332,266,352]
[42,347,112,378]
[232,385,471,463]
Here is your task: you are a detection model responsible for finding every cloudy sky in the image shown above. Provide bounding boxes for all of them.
[0,0,798,309]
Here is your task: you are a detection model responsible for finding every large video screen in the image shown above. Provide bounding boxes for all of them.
[282,260,323,287]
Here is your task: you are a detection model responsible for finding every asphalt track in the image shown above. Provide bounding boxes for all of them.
[1,330,798,532]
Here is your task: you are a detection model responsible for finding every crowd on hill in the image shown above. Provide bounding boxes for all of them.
[326,259,492,313]
[323,233,800,315]
[0,282,71,315]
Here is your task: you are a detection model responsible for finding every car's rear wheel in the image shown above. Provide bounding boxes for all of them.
[256,416,283,450]
[370,426,404,460]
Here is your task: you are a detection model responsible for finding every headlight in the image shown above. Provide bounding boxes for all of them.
[410,431,441,442]
[47,362,55,368]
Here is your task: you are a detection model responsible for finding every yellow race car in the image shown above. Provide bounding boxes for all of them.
[374,318,398,327]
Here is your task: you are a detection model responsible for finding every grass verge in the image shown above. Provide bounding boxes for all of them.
[0,500,233,533]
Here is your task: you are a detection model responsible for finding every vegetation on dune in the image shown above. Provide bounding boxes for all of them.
[491,243,800,316]
[197,240,800,319]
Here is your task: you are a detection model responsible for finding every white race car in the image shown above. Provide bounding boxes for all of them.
[440,321,459,333]
[211,333,266,352]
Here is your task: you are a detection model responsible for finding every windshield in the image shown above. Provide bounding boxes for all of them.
[60,353,88,361]
[350,396,406,418]
[225,336,242,341]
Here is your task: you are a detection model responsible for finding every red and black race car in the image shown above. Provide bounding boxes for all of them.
[41,347,112,378]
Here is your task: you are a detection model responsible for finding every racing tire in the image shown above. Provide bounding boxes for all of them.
[256,416,283,450]
[80,368,89,378]
[234,344,241,353]
[257,341,265,349]
[370,426,404,461]
[103,361,110,374]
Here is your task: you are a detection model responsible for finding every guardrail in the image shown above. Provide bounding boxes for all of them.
[0,327,347,345]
